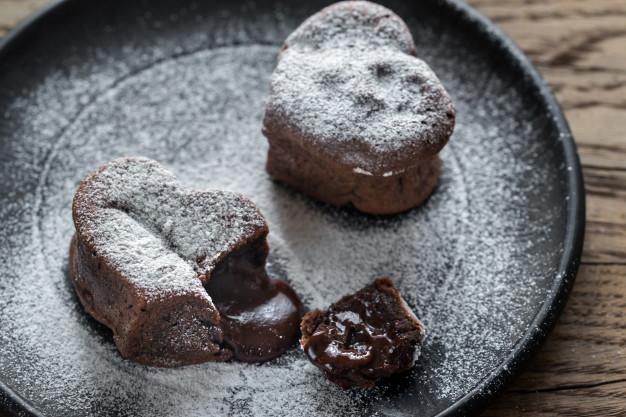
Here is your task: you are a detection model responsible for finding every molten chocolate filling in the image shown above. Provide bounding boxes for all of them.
[206,238,303,362]
[304,309,391,372]
[301,278,423,389]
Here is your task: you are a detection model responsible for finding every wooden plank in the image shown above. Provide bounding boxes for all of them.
[571,107,626,171]
[483,381,626,417]
[0,0,49,38]
[583,168,626,264]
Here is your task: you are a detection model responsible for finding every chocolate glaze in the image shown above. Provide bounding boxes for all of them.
[300,278,424,389]
[206,237,303,362]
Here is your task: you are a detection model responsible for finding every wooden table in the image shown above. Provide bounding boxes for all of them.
[1,0,624,415]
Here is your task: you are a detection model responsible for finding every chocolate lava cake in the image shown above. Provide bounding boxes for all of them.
[70,157,303,367]
[262,1,455,214]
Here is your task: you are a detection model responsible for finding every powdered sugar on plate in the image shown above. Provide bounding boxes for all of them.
[0,4,567,416]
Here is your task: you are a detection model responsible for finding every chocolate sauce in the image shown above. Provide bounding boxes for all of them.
[304,309,393,372]
[300,278,424,389]
[206,238,303,362]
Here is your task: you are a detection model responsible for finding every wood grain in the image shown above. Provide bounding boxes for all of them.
[0,0,48,39]
[1,0,625,415]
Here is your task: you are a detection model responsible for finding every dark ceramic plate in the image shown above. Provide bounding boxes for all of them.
[0,0,584,416]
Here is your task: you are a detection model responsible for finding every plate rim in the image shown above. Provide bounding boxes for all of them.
[430,1,585,415]
[0,0,585,416]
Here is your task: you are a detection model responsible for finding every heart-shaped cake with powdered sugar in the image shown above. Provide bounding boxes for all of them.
[70,157,302,367]
[263,1,455,214]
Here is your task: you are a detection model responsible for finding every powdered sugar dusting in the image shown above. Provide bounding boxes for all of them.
[0,4,567,416]
[264,1,454,174]
[284,1,416,55]
[74,157,265,297]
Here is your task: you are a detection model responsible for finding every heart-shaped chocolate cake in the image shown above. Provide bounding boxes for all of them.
[263,1,455,214]
[70,157,302,367]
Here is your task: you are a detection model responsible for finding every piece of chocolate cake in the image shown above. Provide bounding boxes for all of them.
[300,278,425,389]
[263,1,455,215]
[70,157,303,367]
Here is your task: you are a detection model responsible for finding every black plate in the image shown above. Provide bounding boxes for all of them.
[0,0,584,416]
